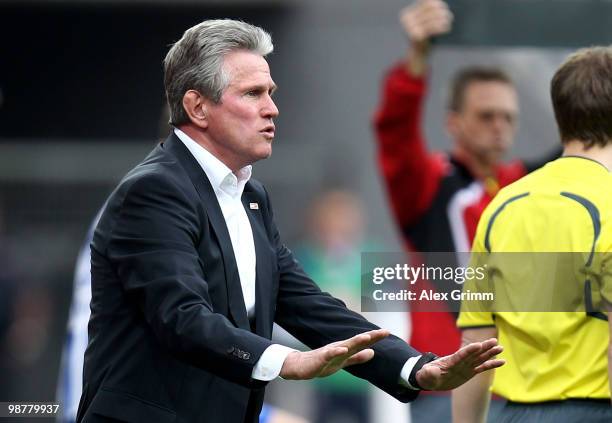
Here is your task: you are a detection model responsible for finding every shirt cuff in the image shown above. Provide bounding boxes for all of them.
[251,344,297,381]
[399,355,422,390]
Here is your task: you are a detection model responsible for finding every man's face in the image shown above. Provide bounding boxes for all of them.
[205,50,278,169]
[448,81,518,165]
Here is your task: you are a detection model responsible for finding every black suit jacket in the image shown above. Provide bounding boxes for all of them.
[77,133,420,423]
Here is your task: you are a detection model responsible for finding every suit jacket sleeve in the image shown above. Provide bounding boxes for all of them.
[101,172,273,387]
[261,187,421,403]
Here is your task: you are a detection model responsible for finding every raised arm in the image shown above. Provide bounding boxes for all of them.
[373,0,452,229]
[400,0,453,76]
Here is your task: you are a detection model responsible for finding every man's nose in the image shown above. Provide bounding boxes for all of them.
[262,96,279,118]
[492,114,511,131]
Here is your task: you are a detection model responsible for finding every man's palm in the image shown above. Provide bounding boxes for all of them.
[280,329,389,380]
[416,338,504,390]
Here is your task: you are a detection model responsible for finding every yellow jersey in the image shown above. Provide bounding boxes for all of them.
[457,156,612,402]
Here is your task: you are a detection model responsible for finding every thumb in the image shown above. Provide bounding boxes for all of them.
[416,364,442,390]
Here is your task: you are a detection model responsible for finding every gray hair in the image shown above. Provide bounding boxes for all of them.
[163,19,273,126]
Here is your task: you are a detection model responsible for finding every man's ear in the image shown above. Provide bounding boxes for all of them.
[182,90,208,129]
[446,111,460,139]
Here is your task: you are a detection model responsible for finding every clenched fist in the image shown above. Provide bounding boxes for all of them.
[400,0,454,75]
[400,0,453,44]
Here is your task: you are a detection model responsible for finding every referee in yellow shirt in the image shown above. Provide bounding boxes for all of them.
[453,46,612,422]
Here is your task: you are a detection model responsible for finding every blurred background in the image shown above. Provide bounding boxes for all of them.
[0,0,609,421]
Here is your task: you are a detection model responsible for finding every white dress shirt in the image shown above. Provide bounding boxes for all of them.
[175,128,294,381]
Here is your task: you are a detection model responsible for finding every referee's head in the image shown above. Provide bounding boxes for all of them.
[551,46,612,149]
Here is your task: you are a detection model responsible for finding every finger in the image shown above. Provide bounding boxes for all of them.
[438,344,485,369]
[402,7,451,30]
[474,345,503,365]
[480,338,500,352]
[417,3,452,20]
[456,339,500,366]
[323,346,349,362]
[339,329,389,353]
[364,329,390,342]
[474,359,505,373]
[343,334,371,350]
[413,2,452,24]
[415,1,451,16]
[404,16,451,37]
[467,339,499,364]
[400,1,451,26]
[415,13,453,28]
[415,18,453,38]
[344,349,375,367]
[450,342,485,364]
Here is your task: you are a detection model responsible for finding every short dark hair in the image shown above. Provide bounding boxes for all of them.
[551,46,612,148]
[448,67,514,112]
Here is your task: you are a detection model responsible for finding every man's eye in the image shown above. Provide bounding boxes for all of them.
[478,111,495,122]
[246,90,260,97]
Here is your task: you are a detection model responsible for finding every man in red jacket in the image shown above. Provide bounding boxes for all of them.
[373,1,557,421]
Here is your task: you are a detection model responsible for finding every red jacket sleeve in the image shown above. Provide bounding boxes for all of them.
[373,64,447,229]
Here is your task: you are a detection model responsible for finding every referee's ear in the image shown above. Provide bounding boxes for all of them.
[182,90,208,129]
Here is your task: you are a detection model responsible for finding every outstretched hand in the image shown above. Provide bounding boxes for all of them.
[416,338,504,390]
[280,329,389,380]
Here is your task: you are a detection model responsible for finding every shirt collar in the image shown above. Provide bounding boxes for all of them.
[557,155,611,173]
[174,128,252,199]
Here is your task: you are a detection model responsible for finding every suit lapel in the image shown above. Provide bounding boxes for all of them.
[242,189,273,339]
[163,133,250,331]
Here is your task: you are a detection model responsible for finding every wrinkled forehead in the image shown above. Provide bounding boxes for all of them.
[461,81,518,112]
[222,50,274,86]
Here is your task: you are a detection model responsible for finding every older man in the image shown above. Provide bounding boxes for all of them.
[77,19,503,423]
